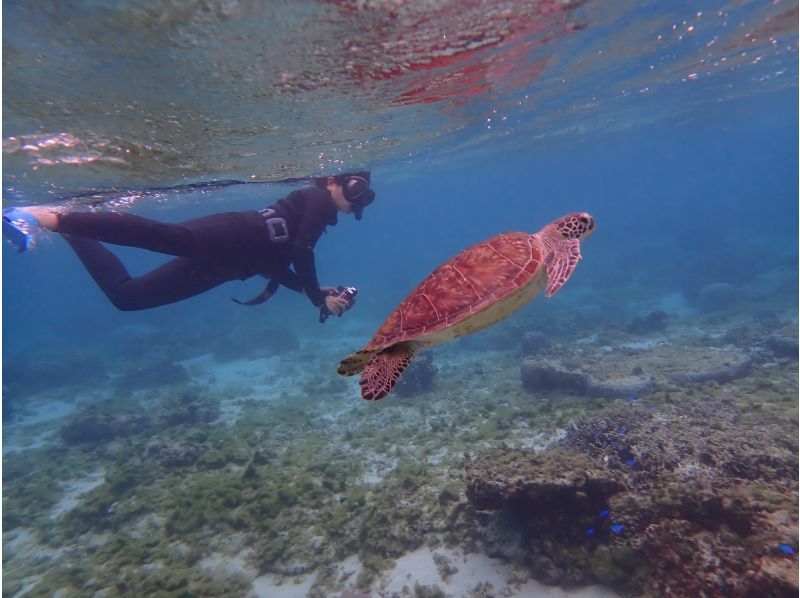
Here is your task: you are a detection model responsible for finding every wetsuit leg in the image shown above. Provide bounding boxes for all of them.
[63,235,225,310]
[56,212,194,256]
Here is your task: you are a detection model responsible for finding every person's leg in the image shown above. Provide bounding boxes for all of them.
[64,235,225,310]
[54,212,194,256]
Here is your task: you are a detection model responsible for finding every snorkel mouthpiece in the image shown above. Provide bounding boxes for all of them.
[344,176,375,220]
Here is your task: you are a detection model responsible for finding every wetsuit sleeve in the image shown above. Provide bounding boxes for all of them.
[290,197,331,307]
[276,269,304,293]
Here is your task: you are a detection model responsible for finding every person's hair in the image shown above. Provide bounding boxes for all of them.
[313,171,371,188]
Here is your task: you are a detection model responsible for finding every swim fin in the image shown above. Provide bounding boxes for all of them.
[2,207,39,252]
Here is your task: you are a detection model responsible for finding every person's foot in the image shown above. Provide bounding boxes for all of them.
[2,207,40,252]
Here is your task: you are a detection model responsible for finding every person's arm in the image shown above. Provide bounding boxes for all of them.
[289,200,331,307]
[276,268,304,293]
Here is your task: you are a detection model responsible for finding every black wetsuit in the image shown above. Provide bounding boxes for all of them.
[57,187,338,311]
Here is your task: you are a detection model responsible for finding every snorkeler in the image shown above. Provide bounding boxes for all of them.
[2,172,376,319]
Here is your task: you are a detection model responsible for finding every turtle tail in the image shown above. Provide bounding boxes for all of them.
[359,343,416,401]
[337,349,379,376]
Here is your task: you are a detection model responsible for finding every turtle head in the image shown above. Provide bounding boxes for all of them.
[553,212,595,241]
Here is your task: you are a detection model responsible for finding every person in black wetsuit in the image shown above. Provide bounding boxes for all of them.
[11,172,375,317]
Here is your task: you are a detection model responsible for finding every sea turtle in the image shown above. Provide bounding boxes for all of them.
[338,211,595,400]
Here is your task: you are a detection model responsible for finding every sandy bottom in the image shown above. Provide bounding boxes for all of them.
[377,547,619,598]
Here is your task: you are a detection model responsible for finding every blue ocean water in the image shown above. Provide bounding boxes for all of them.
[2,1,798,596]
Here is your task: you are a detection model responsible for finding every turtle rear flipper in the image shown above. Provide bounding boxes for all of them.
[337,349,378,376]
[359,343,416,401]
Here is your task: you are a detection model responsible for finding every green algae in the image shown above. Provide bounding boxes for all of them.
[589,545,649,593]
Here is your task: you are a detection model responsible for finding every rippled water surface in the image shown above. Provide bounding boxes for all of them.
[3,0,796,200]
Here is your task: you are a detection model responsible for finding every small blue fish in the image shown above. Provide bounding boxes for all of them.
[626,459,635,466]
[598,509,609,518]
[618,427,626,435]
[778,544,795,555]
[585,528,596,536]
[626,396,636,406]
[610,524,624,534]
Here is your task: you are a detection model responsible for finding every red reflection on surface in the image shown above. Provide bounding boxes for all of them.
[327,0,584,106]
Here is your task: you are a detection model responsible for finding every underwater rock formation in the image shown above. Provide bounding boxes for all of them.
[395,352,438,397]
[212,325,299,362]
[140,436,209,469]
[696,282,738,312]
[60,393,219,445]
[113,359,190,391]
[5,349,109,398]
[465,398,799,596]
[520,330,553,355]
[520,344,752,398]
[666,347,752,384]
[156,392,220,428]
[624,309,669,334]
[60,406,151,444]
[763,325,799,358]
[520,358,653,398]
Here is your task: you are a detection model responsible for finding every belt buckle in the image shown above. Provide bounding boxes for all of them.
[261,208,289,244]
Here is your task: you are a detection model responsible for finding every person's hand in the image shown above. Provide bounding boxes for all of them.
[320,285,337,294]
[324,294,348,316]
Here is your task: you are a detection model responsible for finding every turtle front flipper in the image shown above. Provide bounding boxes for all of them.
[544,238,582,297]
[359,343,417,401]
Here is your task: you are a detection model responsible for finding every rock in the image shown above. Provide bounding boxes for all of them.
[585,374,654,399]
[4,349,108,398]
[520,358,587,394]
[212,325,299,362]
[624,309,669,334]
[520,331,552,355]
[520,358,653,398]
[60,407,150,444]
[141,437,207,468]
[521,345,751,398]
[156,392,219,427]
[467,449,625,512]
[666,346,751,384]
[114,360,190,391]
[464,398,799,596]
[396,352,438,397]
[696,282,737,312]
[763,326,799,358]
[60,393,218,445]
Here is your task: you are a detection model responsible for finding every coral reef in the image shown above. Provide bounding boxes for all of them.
[466,398,799,596]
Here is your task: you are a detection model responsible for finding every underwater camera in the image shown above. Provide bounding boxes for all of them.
[319,285,358,323]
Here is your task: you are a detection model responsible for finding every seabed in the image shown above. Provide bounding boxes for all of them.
[3,295,798,597]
